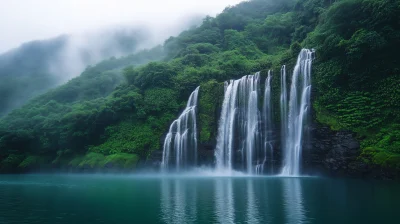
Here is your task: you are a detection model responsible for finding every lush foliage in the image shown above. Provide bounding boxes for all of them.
[0,47,165,172]
[0,0,399,172]
[0,30,157,117]
[198,80,224,143]
[69,152,139,169]
[306,0,400,168]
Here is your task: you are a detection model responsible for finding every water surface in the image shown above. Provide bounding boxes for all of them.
[0,174,399,223]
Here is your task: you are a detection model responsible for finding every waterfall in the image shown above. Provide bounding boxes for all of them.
[159,49,314,175]
[215,81,239,171]
[281,49,314,176]
[161,87,200,171]
[215,72,261,174]
[280,65,288,162]
[256,71,273,174]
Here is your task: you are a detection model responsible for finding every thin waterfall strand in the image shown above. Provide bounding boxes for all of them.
[161,87,200,171]
[256,70,273,174]
[280,65,288,163]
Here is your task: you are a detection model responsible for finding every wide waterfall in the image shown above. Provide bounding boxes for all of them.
[161,87,200,171]
[215,72,262,174]
[281,49,314,176]
[160,48,314,176]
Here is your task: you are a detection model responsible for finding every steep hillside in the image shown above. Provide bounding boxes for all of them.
[0,47,164,172]
[0,0,399,175]
[0,27,165,117]
[306,0,400,170]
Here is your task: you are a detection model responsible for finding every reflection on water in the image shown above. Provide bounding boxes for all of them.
[215,178,235,224]
[160,179,172,223]
[161,179,197,224]
[246,179,261,224]
[160,177,307,224]
[283,178,307,224]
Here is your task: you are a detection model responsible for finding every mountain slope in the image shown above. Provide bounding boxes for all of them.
[0,0,399,174]
[0,20,205,117]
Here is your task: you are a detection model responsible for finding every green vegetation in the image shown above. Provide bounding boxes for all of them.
[305,0,400,168]
[69,152,139,169]
[0,31,155,117]
[0,0,399,173]
[198,80,224,143]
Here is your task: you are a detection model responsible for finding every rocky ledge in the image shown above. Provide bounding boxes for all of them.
[303,124,400,179]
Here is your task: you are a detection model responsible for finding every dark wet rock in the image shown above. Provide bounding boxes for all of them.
[198,143,215,167]
[302,123,399,179]
[302,124,361,176]
[144,150,163,171]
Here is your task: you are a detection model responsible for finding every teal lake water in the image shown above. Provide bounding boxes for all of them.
[0,174,399,223]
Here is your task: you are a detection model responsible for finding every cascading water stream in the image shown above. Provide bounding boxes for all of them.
[215,73,261,174]
[281,49,314,176]
[256,70,273,174]
[280,65,288,160]
[215,81,240,172]
[161,87,200,171]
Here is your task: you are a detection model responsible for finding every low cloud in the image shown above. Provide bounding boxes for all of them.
[0,0,243,53]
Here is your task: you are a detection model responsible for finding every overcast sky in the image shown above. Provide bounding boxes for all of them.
[0,0,243,53]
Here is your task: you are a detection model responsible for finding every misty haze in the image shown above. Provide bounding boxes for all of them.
[0,0,399,224]
[0,0,240,116]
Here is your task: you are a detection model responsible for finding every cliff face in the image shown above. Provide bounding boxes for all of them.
[303,125,362,176]
[303,124,400,179]
[149,97,399,179]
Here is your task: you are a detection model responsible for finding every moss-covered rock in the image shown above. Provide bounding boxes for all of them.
[103,153,140,169]
[88,119,170,156]
[18,155,48,169]
[360,147,400,170]
[198,80,224,144]
[0,154,23,173]
[68,152,139,170]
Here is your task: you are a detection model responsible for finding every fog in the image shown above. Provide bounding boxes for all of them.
[48,16,204,83]
[0,0,243,116]
[0,0,244,53]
